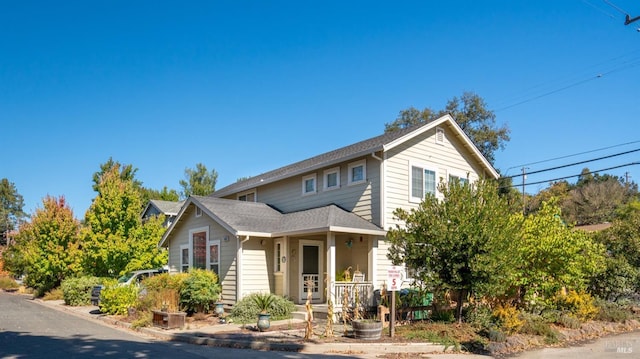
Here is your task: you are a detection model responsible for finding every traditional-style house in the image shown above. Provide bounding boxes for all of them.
[159,114,499,308]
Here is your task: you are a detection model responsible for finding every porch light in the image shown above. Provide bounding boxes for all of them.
[345,238,353,248]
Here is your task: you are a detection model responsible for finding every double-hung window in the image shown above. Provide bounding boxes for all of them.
[410,164,437,202]
[180,244,189,273]
[208,239,220,275]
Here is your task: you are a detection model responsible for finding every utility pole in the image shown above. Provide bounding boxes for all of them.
[521,167,528,215]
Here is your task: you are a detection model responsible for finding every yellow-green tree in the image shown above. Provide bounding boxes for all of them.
[82,162,167,277]
[7,196,82,295]
[514,200,605,308]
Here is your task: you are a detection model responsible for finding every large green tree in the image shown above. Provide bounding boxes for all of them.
[385,92,510,164]
[82,162,167,277]
[179,163,218,198]
[4,196,82,295]
[387,179,519,322]
[0,178,26,245]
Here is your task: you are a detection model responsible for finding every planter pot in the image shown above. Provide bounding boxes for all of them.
[257,313,271,332]
[352,319,383,340]
[215,302,225,316]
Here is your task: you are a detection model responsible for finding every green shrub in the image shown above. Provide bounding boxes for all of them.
[100,284,139,315]
[0,276,19,290]
[42,288,64,301]
[180,269,220,314]
[431,309,455,323]
[596,300,631,322]
[230,293,294,323]
[488,328,507,342]
[520,313,559,344]
[131,311,153,329]
[558,314,581,329]
[61,276,101,306]
[463,303,494,330]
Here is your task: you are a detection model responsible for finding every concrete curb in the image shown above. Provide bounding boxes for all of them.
[30,297,448,355]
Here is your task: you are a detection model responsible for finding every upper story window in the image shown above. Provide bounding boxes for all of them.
[238,190,256,202]
[323,167,340,191]
[410,163,437,202]
[302,174,317,195]
[348,160,366,185]
[195,206,202,217]
[449,173,469,185]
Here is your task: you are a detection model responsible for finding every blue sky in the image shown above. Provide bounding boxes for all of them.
[2,1,640,217]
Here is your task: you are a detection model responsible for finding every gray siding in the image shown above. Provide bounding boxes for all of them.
[223,156,382,226]
[166,204,238,304]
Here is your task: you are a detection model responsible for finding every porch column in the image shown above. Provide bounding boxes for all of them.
[369,236,378,288]
[326,232,336,304]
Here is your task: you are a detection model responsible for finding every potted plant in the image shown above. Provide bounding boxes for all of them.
[352,317,383,340]
[252,292,276,331]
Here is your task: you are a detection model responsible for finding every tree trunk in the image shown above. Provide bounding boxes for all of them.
[455,289,467,324]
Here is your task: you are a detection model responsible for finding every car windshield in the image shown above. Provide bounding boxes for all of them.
[117,272,135,284]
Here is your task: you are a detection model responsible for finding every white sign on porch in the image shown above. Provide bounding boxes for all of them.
[386,265,404,291]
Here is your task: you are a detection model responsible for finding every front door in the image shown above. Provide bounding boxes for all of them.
[299,240,323,302]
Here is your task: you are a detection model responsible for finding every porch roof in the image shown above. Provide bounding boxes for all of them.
[159,196,385,246]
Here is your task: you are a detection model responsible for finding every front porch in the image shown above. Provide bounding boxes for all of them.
[271,231,385,308]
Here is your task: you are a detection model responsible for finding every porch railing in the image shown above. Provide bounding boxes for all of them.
[333,281,374,310]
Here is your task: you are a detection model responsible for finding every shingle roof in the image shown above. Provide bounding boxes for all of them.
[150,200,185,215]
[190,195,385,237]
[213,123,421,197]
[213,114,498,197]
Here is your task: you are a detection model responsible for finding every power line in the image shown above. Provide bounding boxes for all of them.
[504,162,640,188]
[603,0,628,15]
[505,140,640,173]
[506,148,640,179]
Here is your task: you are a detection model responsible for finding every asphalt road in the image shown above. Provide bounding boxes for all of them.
[0,291,368,359]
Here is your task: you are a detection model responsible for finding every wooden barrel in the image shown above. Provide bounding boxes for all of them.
[352,320,383,340]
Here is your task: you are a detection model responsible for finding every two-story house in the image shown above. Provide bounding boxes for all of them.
[159,114,499,308]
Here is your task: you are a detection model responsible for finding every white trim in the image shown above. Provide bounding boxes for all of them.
[237,189,257,202]
[448,168,471,184]
[302,173,317,196]
[435,127,445,145]
[274,239,283,273]
[207,238,221,274]
[326,232,336,305]
[409,161,439,203]
[179,244,190,273]
[348,159,366,186]
[298,239,324,302]
[323,167,340,191]
[195,206,202,217]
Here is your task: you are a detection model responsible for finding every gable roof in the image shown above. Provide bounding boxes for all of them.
[142,199,185,218]
[159,195,385,247]
[214,114,499,197]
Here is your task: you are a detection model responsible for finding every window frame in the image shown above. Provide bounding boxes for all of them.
[409,161,438,203]
[189,226,209,271]
[207,238,221,275]
[195,206,202,217]
[274,239,283,273]
[237,190,257,202]
[302,173,317,196]
[180,244,190,273]
[348,160,366,186]
[435,127,445,145]
[323,167,340,191]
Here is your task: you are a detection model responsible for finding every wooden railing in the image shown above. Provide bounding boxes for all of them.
[333,281,374,309]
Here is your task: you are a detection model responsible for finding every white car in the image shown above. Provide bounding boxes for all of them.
[91,268,168,306]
